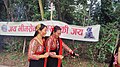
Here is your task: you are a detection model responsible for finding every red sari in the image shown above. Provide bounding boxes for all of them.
[115,64,120,67]
[28,38,46,67]
[45,35,72,67]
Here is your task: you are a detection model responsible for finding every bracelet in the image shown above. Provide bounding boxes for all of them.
[71,53,75,56]
[69,50,74,54]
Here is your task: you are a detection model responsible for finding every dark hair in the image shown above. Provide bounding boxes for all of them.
[109,38,120,67]
[34,24,47,37]
[50,26,61,35]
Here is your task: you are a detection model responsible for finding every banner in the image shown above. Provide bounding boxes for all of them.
[0,20,100,42]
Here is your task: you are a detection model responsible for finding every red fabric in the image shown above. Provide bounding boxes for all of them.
[47,36,57,50]
[45,37,63,67]
[52,27,54,32]
[44,59,47,67]
[28,39,44,61]
[45,35,63,67]
[44,45,49,67]
[57,39,62,67]
[44,38,50,67]
[115,64,120,67]
[28,38,47,67]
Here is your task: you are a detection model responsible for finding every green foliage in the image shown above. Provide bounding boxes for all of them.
[0,0,7,21]
[62,60,67,65]
[60,0,88,25]
[63,22,118,63]
[87,22,118,62]
[0,0,120,64]
[3,37,24,52]
[23,0,41,21]
[10,54,19,60]
[0,0,41,21]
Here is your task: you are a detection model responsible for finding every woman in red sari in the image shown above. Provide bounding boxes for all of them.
[45,26,78,67]
[109,38,120,67]
[28,24,49,67]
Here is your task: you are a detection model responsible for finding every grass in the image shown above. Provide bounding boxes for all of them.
[0,51,108,67]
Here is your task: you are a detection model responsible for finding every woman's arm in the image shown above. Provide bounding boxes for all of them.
[62,41,79,57]
[46,39,51,52]
[62,42,73,53]
[50,54,64,59]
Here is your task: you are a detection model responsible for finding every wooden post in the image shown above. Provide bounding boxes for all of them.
[114,33,119,54]
[23,37,26,55]
[50,2,53,20]
[38,0,44,20]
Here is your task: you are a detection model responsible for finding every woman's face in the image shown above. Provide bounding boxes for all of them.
[54,30,61,38]
[40,27,47,37]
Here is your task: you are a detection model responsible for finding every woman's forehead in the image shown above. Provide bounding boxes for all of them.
[56,30,61,32]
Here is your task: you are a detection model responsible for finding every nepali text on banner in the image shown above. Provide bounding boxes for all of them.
[0,20,100,42]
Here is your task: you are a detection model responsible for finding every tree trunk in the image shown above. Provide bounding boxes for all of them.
[3,0,13,21]
[55,0,62,20]
[3,0,10,20]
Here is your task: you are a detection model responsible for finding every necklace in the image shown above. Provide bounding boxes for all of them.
[36,36,43,45]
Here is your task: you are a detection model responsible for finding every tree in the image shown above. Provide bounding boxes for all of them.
[0,0,41,21]
[0,0,7,21]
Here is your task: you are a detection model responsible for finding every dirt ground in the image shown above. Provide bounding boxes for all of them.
[0,51,108,67]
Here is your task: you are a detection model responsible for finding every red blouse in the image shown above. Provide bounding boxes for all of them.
[46,35,72,53]
[28,38,45,61]
[45,35,72,67]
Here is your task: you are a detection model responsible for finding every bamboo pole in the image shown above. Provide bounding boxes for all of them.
[114,33,119,54]
[50,2,53,20]
[38,0,44,20]
[23,37,26,55]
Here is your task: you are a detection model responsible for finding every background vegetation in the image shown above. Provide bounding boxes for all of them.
[0,0,120,67]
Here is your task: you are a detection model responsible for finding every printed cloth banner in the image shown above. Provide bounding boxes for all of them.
[0,20,100,42]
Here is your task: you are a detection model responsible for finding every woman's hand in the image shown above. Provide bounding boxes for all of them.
[38,52,49,58]
[49,52,56,56]
[44,52,49,58]
[71,53,79,58]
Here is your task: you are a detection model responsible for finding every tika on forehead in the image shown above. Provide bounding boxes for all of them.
[36,24,41,31]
